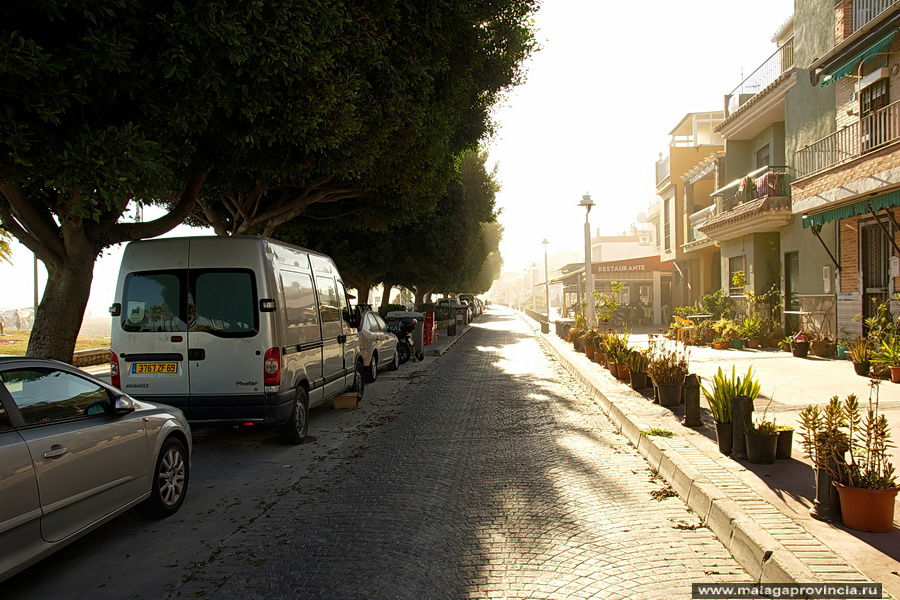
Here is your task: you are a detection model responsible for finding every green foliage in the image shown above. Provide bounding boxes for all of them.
[873,334,900,367]
[849,337,869,363]
[748,419,778,435]
[646,343,689,384]
[738,315,762,339]
[626,348,650,374]
[730,270,746,289]
[700,366,761,424]
[641,428,674,438]
[592,280,625,324]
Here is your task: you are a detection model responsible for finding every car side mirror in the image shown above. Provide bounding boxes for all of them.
[113,395,136,415]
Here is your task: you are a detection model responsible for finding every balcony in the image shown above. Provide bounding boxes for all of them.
[685,204,717,249]
[655,155,670,186]
[725,37,794,116]
[853,0,898,33]
[694,166,793,242]
[796,99,900,178]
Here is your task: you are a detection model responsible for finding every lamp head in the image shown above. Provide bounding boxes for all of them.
[542,238,549,245]
[578,193,594,209]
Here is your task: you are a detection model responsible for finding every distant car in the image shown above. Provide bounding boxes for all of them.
[457,294,482,316]
[357,311,400,382]
[437,297,472,322]
[0,357,192,583]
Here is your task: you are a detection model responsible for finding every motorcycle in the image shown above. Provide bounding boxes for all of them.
[389,316,421,363]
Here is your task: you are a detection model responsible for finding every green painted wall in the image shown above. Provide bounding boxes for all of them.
[779,218,837,293]
[724,140,752,181]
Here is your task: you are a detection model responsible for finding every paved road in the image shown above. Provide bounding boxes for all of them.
[8,309,747,599]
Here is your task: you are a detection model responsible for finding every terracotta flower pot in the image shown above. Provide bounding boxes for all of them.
[714,421,733,455]
[833,483,898,533]
[890,366,900,384]
[616,363,630,381]
[748,338,760,349]
[712,341,727,350]
[810,340,834,357]
[606,360,616,375]
[584,344,595,360]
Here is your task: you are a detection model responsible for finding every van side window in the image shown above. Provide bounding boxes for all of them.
[315,276,341,339]
[281,270,320,343]
[121,271,187,332]
[190,270,258,337]
[335,279,352,334]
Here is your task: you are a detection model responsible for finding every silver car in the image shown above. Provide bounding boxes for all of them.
[0,357,191,583]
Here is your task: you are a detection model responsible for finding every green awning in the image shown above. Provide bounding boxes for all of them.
[820,30,897,86]
[802,189,900,228]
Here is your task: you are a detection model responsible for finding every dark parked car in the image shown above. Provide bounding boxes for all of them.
[0,357,191,583]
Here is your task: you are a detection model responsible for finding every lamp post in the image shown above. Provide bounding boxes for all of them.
[579,193,595,326]
[542,238,550,319]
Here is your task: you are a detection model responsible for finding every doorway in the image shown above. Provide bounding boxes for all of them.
[784,251,800,334]
[861,221,890,329]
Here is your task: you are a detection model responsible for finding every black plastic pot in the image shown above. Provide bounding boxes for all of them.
[656,382,683,407]
[776,428,793,460]
[853,360,871,377]
[630,371,649,390]
[714,421,733,455]
[791,341,810,358]
[745,431,778,464]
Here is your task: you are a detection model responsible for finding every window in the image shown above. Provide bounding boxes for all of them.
[1,369,111,425]
[756,145,770,168]
[121,271,186,332]
[663,197,671,252]
[281,271,319,328]
[316,276,342,339]
[190,270,258,337]
[728,256,746,295]
[373,314,388,332]
[860,78,890,152]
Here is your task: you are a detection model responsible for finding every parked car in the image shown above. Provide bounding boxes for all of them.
[358,310,399,382]
[436,297,471,323]
[110,236,364,445]
[457,294,481,316]
[0,357,191,583]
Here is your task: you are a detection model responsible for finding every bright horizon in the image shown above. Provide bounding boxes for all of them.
[0,0,794,315]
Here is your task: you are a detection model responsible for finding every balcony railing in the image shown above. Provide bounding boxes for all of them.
[656,156,670,186]
[713,165,792,210]
[687,204,716,243]
[853,0,898,33]
[796,99,900,177]
[726,37,794,115]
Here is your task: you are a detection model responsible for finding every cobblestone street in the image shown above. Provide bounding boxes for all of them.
[174,310,747,599]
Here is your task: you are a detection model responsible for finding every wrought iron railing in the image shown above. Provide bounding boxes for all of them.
[712,165,792,210]
[796,99,900,177]
[726,37,795,115]
[853,0,898,33]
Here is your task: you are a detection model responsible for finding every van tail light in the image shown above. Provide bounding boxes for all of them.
[110,351,121,388]
[263,347,281,386]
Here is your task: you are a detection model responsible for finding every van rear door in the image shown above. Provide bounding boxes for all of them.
[116,268,190,406]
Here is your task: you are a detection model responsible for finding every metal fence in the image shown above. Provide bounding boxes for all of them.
[726,37,794,115]
[796,99,900,177]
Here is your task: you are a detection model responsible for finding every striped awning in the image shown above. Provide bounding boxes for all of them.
[802,189,900,228]
[820,30,897,86]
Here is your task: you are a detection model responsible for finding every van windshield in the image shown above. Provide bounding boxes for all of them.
[189,270,258,337]
[121,271,187,332]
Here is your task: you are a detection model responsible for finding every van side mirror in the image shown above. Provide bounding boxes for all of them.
[109,303,121,317]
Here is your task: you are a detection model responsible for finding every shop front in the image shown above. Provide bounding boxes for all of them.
[554,255,674,326]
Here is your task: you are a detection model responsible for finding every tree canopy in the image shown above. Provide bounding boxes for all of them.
[0,1,536,359]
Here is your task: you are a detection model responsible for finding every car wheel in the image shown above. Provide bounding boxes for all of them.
[387,349,399,371]
[364,352,377,383]
[279,388,309,444]
[397,342,411,364]
[352,359,366,402]
[141,437,189,518]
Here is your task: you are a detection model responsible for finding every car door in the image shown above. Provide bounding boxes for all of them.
[336,280,359,385]
[0,366,149,543]
[0,393,41,578]
[315,275,346,398]
[373,314,395,366]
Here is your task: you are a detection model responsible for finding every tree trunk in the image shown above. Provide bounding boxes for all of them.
[350,279,373,305]
[424,290,434,304]
[26,256,96,362]
[381,284,393,308]
[413,287,426,309]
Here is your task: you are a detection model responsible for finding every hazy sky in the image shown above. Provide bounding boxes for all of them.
[0,0,793,315]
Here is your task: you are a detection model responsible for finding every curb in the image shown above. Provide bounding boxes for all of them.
[427,323,473,356]
[532,322,866,589]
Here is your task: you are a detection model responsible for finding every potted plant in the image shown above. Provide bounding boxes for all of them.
[592,333,607,364]
[711,336,728,350]
[746,418,779,464]
[776,425,794,460]
[848,337,870,377]
[791,331,810,358]
[873,334,900,383]
[581,329,597,361]
[798,396,849,522]
[810,337,835,357]
[800,383,898,532]
[701,366,761,455]
[740,315,763,349]
[778,335,792,352]
[614,346,631,381]
[626,348,650,390]
[647,344,689,407]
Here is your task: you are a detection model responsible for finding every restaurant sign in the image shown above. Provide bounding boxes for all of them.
[596,264,646,273]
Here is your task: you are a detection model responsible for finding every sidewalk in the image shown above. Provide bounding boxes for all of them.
[515,310,897,598]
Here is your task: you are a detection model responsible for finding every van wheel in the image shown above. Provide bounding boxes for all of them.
[364,352,377,383]
[387,349,399,371]
[141,437,189,518]
[279,388,309,445]
[352,359,366,402]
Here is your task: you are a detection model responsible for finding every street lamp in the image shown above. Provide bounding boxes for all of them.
[579,193,595,326]
[542,238,550,320]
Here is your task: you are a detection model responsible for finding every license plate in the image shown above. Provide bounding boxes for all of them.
[132,362,178,374]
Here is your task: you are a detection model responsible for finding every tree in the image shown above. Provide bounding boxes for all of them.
[0,229,11,263]
[0,1,536,360]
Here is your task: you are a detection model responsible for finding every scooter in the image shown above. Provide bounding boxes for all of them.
[390,316,421,364]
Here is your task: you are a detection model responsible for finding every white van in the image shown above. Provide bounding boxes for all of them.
[109,236,364,443]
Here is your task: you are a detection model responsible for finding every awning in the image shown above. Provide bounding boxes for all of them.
[819,29,897,86]
[802,189,900,228]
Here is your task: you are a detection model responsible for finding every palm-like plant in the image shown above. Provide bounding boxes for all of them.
[700,365,761,424]
[0,230,11,263]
